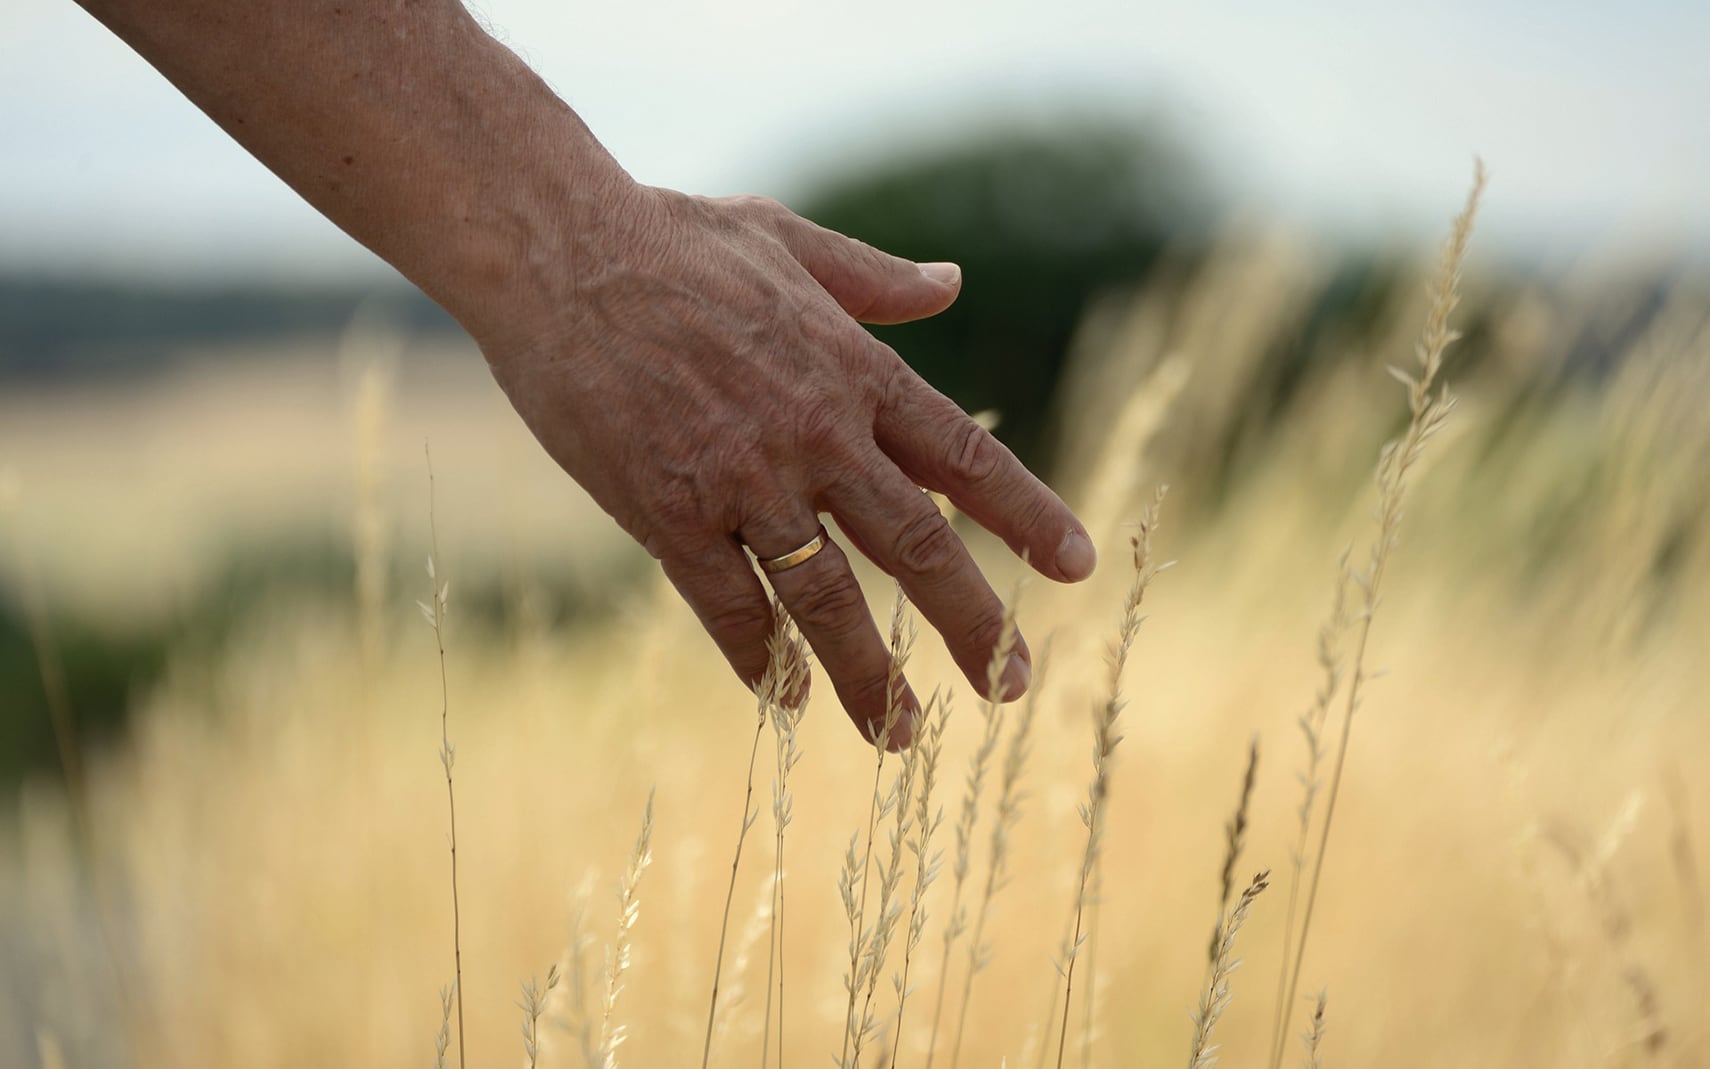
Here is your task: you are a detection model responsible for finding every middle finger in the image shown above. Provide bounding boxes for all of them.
[742,506,917,749]
[828,449,1030,702]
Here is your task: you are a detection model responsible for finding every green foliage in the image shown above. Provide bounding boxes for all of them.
[0,599,159,787]
[0,539,644,788]
[0,275,456,380]
[796,115,1209,466]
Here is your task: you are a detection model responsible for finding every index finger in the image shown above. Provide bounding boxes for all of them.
[874,362,1096,583]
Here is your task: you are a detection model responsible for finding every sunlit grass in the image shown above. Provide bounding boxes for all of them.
[5,174,1710,1067]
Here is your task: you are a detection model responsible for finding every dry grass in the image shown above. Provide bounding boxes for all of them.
[0,339,629,625]
[597,791,655,1067]
[945,619,1042,1068]
[519,963,560,1069]
[1300,990,1327,1069]
[1269,161,1487,1067]
[421,448,466,1069]
[432,980,456,1069]
[6,166,1710,1068]
[1055,485,1170,1069]
[838,585,927,1069]
[762,617,810,1067]
[1188,740,1265,1069]
[926,579,1022,1069]
[889,680,948,1068]
[1189,870,1269,1069]
[701,607,803,1069]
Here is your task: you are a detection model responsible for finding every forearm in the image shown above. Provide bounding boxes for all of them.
[75,0,637,350]
[77,0,1093,740]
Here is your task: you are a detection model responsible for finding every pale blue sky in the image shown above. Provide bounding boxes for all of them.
[3,0,1707,281]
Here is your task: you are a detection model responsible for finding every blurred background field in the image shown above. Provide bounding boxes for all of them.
[5,2,1710,1068]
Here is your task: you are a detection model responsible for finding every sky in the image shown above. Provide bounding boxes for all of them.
[3,0,1708,282]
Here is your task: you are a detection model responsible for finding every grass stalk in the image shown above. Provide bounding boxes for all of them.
[702,641,774,1069]
[838,586,914,1068]
[855,698,922,1067]
[421,445,466,1069]
[1268,160,1486,1068]
[715,872,776,1055]
[598,790,657,1068]
[1269,559,1351,1057]
[1301,990,1327,1069]
[1186,740,1265,1069]
[1056,486,1170,1069]
[764,614,809,1069]
[519,965,562,1069]
[927,592,1021,1069]
[949,633,1043,1069]
[561,887,602,1068]
[1031,963,1063,1069]
[433,979,457,1069]
[890,690,950,1066]
[1079,863,1101,1069]
[1187,871,1271,1069]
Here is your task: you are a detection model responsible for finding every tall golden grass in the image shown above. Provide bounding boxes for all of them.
[5,166,1710,1068]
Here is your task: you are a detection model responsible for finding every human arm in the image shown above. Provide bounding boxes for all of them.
[74,0,1098,744]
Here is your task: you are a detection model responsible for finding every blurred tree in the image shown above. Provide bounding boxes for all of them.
[0,276,455,380]
[795,114,1209,467]
[0,600,159,788]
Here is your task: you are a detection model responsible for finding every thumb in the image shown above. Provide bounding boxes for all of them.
[782,219,961,325]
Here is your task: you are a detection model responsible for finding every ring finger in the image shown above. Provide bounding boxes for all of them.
[742,507,916,749]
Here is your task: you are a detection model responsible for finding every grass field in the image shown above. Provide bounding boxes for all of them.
[4,176,1709,1068]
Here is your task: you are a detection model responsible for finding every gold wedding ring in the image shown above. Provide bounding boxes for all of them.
[755,526,828,574]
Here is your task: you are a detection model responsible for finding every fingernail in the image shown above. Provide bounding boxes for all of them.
[919,261,961,287]
[1056,529,1097,581]
[1000,651,1031,701]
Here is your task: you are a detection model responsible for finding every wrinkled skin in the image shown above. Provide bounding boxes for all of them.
[74,0,1096,747]
[486,185,1098,746]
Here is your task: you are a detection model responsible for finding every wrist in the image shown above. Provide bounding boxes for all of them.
[444,148,651,362]
[375,23,646,357]
[83,0,645,359]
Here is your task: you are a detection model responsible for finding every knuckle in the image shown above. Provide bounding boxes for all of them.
[872,353,912,417]
[639,529,671,561]
[734,193,785,217]
[890,506,962,577]
[712,437,771,493]
[738,494,800,543]
[702,598,774,651]
[956,601,1009,661]
[1003,491,1060,555]
[792,303,890,398]
[706,437,790,528]
[847,340,900,409]
[726,194,792,234]
[793,390,850,453]
[799,301,852,353]
[641,482,707,544]
[947,419,1003,485]
[789,567,867,634]
[842,666,893,719]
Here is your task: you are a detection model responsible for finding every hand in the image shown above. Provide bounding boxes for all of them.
[72,0,1095,744]
[483,183,1097,747]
